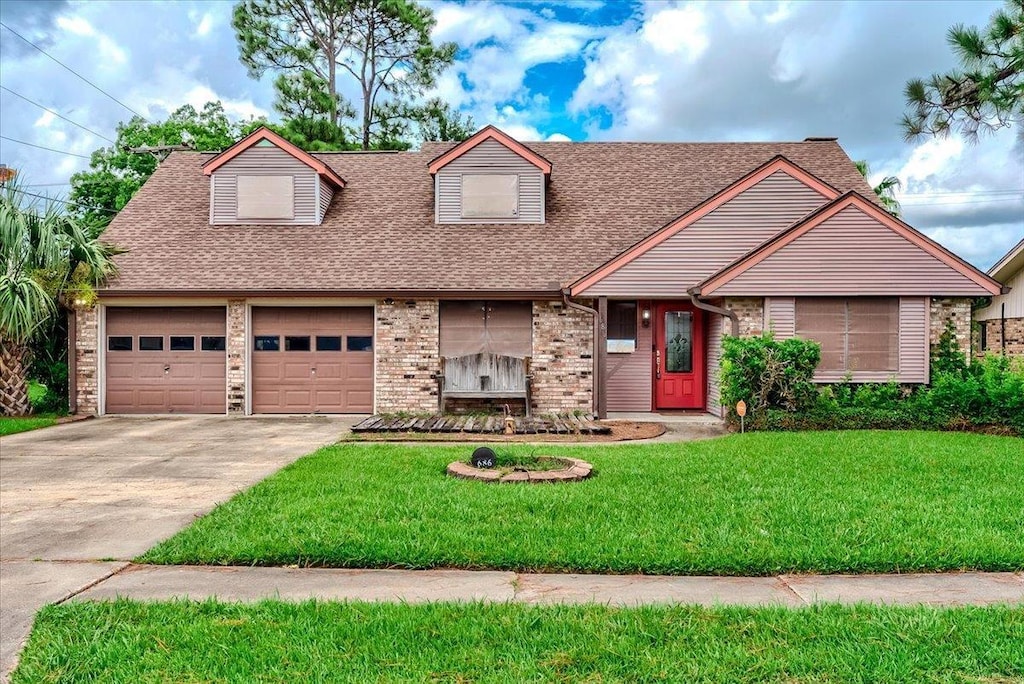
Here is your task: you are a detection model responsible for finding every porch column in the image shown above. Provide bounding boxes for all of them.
[597,296,608,419]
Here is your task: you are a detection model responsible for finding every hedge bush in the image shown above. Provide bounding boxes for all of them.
[722,327,1024,435]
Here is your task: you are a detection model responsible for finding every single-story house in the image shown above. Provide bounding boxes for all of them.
[975,238,1023,357]
[71,125,1004,417]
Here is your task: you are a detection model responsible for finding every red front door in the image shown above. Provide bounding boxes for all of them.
[654,302,704,410]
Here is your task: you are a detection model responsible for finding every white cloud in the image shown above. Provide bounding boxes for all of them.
[194,12,215,38]
[33,111,56,128]
[640,4,708,60]
[55,15,95,36]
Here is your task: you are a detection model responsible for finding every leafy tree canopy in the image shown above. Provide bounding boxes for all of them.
[854,160,902,217]
[68,102,247,226]
[232,0,457,149]
[902,0,1023,142]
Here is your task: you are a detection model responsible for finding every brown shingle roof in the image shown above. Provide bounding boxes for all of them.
[100,139,874,294]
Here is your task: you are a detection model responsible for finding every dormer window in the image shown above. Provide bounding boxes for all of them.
[236,176,294,220]
[461,174,519,219]
[429,126,552,225]
[203,127,346,226]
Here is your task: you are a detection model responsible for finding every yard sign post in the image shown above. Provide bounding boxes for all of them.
[736,400,747,433]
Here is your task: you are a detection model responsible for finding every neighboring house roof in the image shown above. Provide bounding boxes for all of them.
[988,238,1024,282]
[100,138,879,295]
[694,192,1004,296]
[202,126,347,188]
[427,125,552,175]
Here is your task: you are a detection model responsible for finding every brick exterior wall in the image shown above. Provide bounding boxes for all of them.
[980,317,1024,357]
[930,297,972,359]
[724,297,764,336]
[74,306,99,415]
[227,299,246,413]
[531,301,594,413]
[375,299,440,413]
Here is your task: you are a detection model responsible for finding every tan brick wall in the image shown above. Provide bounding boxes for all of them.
[531,301,594,414]
[375,299,440,413]
[930,297,972,359]
[724,297,764,336]
[981,317,1024,357]
[227,299,246,413]
[74,307,98,415]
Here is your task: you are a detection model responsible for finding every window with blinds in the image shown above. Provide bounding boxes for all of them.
[795,298,898,372]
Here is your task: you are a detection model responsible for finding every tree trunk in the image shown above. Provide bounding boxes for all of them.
[0,337,32,416]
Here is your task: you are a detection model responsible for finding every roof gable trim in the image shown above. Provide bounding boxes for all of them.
[695,192,1004,296]
[427,125,553,175]
[569,155,839,295]
[202,126,347,188]
[988,238,1024,281]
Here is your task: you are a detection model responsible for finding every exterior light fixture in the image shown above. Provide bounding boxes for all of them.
[641,307,651,327]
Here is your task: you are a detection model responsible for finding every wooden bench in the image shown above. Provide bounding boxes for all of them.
[438,353,532,416]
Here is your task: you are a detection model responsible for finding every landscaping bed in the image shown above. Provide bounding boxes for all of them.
[139,431,1024,575]
[14,600,1023,683]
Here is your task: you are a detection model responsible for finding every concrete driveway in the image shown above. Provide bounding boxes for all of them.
[0,415,352,679]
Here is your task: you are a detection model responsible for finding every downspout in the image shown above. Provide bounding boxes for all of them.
[562,290,605,419]
[688,289,739,337]
[1001,302,1006,356]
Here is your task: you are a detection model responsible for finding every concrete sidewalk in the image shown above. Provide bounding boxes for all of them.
[70,564,1024,608]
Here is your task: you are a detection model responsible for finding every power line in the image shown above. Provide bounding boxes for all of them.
[0,85,117,144]
[6,186,119,216]
[902,197,1023,206]
[901,189,1023,198]
[0,21,147,121]
[0,134,92,159]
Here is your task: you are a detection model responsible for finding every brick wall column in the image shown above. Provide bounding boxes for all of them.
[375,299,440,413]
[982,317,1024,357]
[724,297,764,337]
[74,306,99,415]
[930,297,972,359]
[531,301,594,414]
[226,299,246,414]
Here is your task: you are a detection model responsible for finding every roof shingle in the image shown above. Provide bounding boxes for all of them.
[100,139,874,294]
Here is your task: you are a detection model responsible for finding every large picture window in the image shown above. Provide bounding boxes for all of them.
[461,174,519,219]
[795,298,898,373]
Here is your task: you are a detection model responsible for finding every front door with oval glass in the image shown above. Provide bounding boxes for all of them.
[653,302,705,410]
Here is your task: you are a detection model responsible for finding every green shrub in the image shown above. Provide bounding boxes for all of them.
[720,334,820,415]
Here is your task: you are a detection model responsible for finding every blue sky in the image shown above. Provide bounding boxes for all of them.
[0,0,1021,268]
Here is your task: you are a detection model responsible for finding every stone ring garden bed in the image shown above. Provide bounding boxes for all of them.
[447,456,594,483]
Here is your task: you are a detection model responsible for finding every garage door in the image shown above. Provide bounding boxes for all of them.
[252,307,373,413]
[105,307,226,414]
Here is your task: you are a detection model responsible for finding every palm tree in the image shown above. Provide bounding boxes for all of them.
[855,160,903,217]
[1,182,119,416]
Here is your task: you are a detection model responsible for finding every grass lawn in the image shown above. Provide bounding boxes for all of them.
[139,431,1024,575]
[0,416,57,437]
[14,600,1024,683]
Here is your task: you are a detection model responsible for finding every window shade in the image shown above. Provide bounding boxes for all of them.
[237,175,294,219]
[461,174,519,219]
[439,301,532,357]
[795,298,899,374]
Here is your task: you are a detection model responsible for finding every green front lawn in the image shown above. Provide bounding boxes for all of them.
[14,601,1024,683]
[140,431,1024,575]
[0,416,57,437]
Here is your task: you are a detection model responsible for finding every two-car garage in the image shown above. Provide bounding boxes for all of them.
[103,306,373,414]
